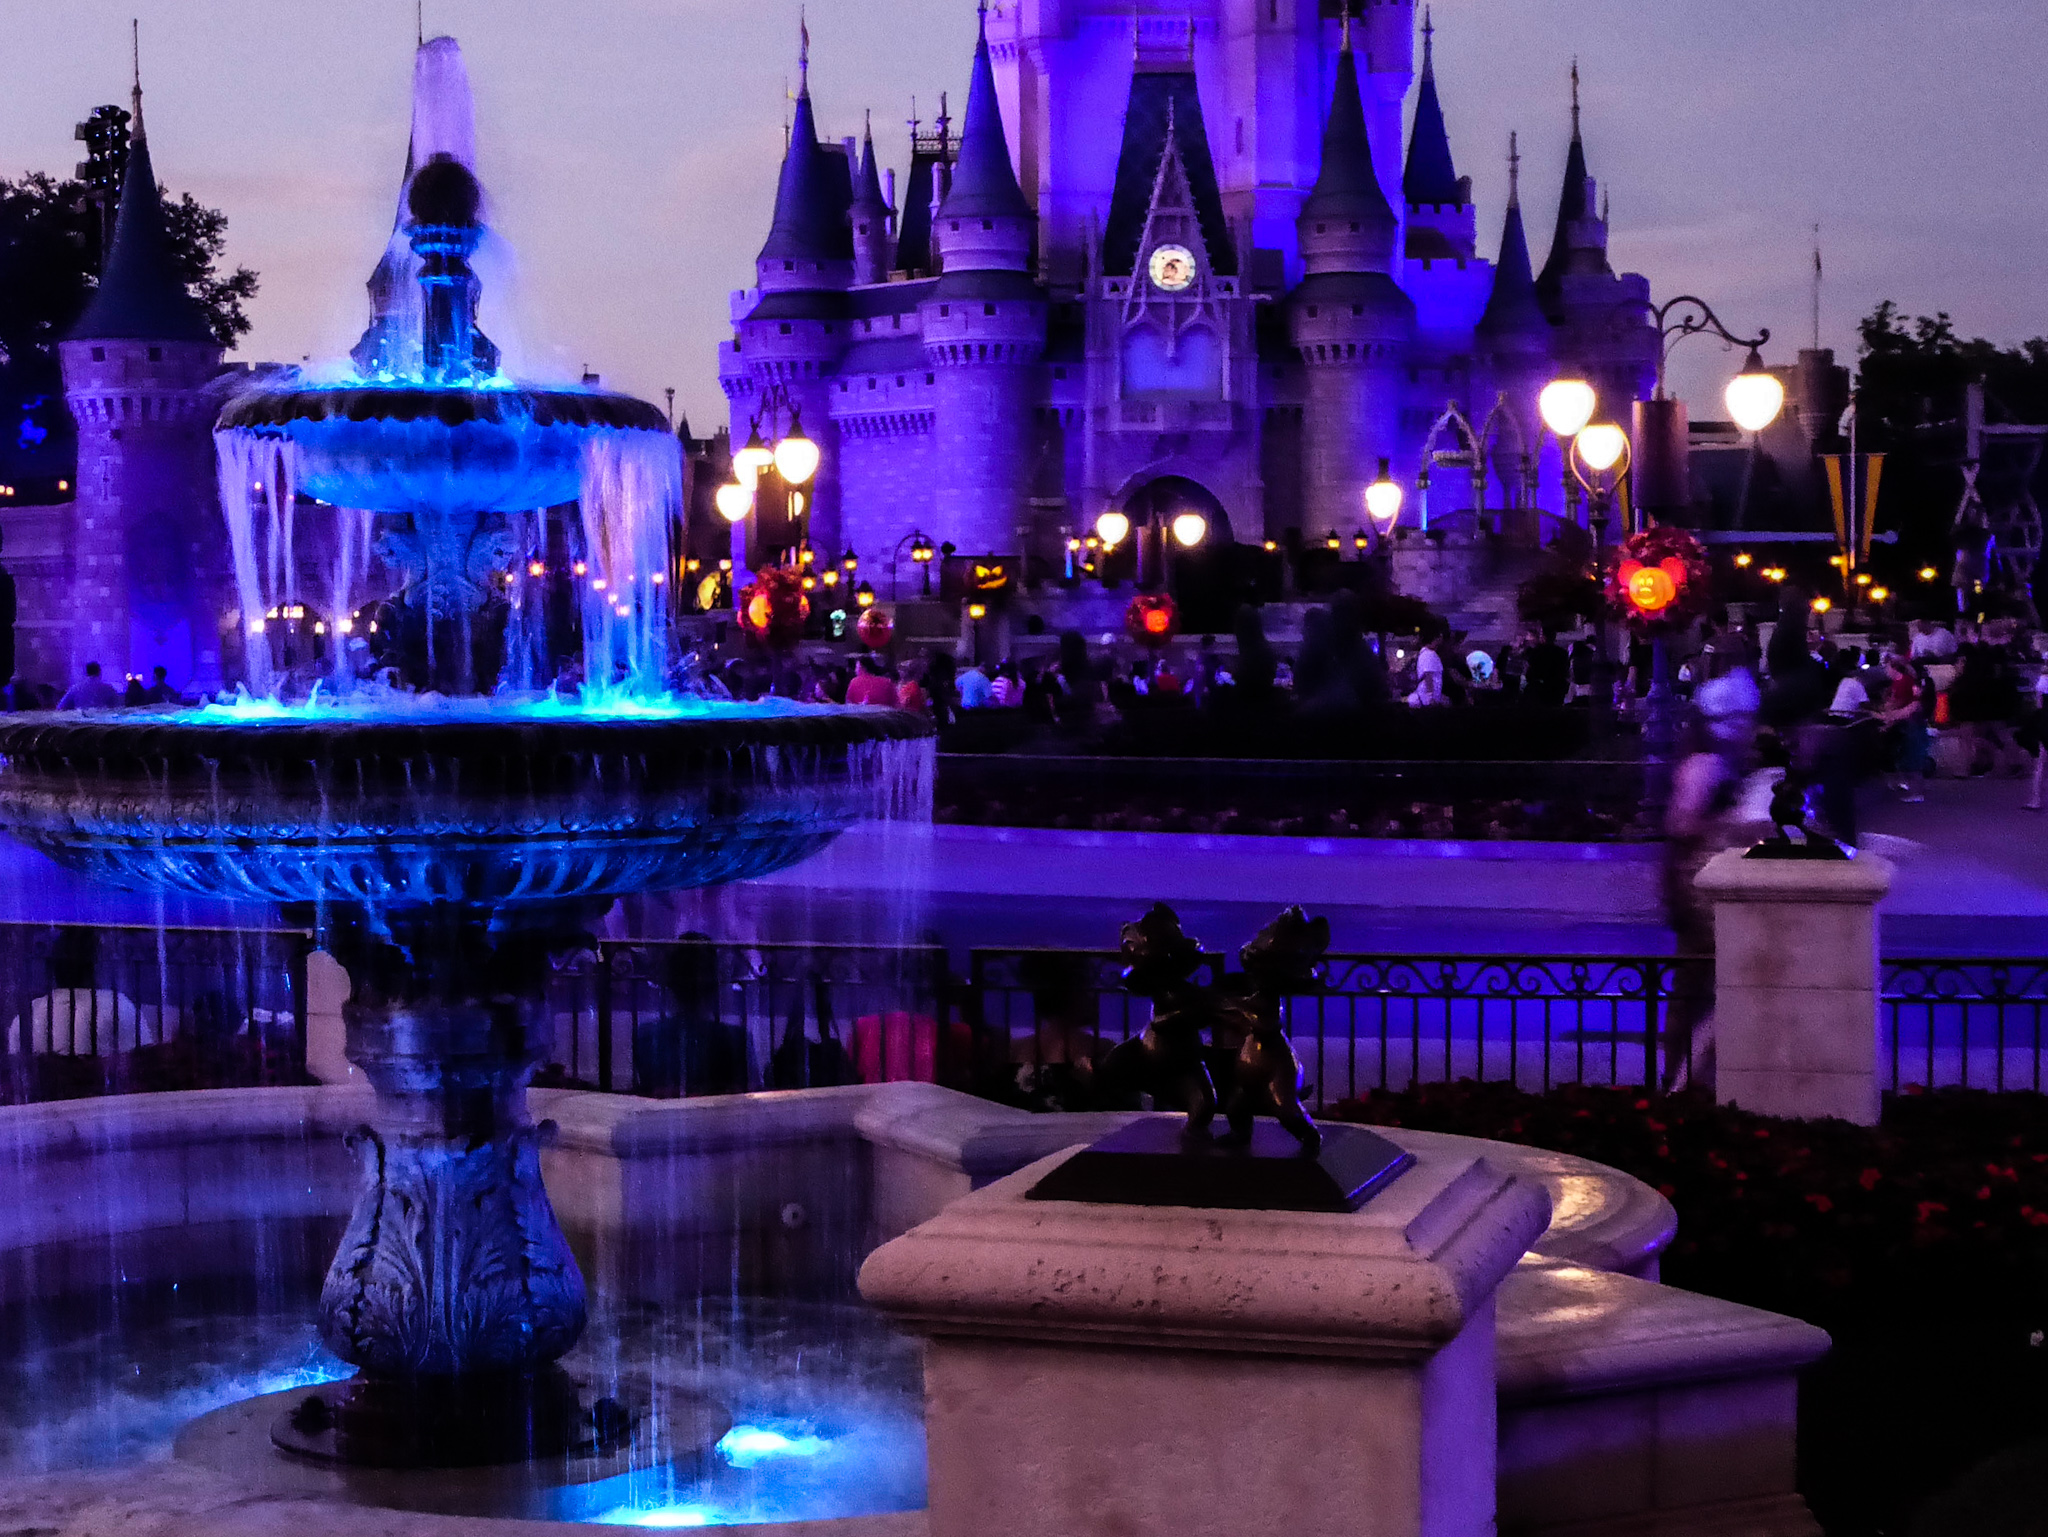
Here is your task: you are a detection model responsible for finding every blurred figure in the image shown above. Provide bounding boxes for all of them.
[58,662,120,711]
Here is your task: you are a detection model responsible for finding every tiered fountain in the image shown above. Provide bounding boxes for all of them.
[0,54,928,1474]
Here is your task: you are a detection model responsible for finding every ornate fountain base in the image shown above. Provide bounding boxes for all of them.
[272,1366,599,1469]
[279,907,597,1468]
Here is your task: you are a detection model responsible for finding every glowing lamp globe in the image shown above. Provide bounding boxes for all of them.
[1539,377,1598,439]
[715,480,752,523]
[1170,511,1208,549]
[773,421,821,486]
[1096,510,1131,549]
[733,422,774,482]
[1576,423,1630,475]
[1725,350,1786,435]
[1364,458,1403,533]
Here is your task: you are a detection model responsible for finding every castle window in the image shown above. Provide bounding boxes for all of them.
[865,320,874,332]
[784,261,795,272]
[984,304,996,316]
[1352,305,1362,317]
[147,347,162,362]
[892,315,902,330]
[91,347,105,362]
[950,221,960,232]
[1350,222,1359,232]
[1235,119,1244,156]
[869,378,878,389]
[927,373,935,384]
[1054,367,1067,380]
[982,219,994,231]
[1306,306,1318,318]
[940,306,951,318]
[1315,224,1326,235]
[780,323,793,335]
[896,376,905,386]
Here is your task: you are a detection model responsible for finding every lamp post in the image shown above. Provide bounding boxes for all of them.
[1634,297,1782,532]
[890,530,936,600]
[1096,509,1131,589]
[1539,376,1597,531]
[1365,458,1403,552]
[724,382,821,578]
[1570,423,1631,729]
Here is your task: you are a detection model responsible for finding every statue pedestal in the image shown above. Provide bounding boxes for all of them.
[859,1131,1549,1537]
[1695,850,1895,1125]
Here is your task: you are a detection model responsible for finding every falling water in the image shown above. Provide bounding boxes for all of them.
[578,431,684,694]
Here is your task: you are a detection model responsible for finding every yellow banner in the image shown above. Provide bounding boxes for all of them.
[1823,456,1848,555]
[1861,454,1886,562]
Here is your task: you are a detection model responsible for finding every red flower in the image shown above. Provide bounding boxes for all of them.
[1917,1201,1949,1224]
[1859,1168,1882,1191]
[1806,1193,1834,1213]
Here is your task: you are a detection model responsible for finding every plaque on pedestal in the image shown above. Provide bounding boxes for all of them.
[1025,1118,1413,1213]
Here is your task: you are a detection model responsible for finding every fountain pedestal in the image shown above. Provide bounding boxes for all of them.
[277,911,592,1468]
[860,1131,1549,1537]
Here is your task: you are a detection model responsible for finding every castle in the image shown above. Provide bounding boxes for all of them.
[719,0,1661,581]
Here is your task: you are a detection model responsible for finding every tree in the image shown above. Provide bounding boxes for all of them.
[0,170,257,369]
[1854,302,2048,611]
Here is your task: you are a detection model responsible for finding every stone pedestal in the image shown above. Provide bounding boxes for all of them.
[1695,850,1895,1125]
[859,1137,1551,1537]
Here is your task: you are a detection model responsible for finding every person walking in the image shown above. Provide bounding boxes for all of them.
[58,662,120,711]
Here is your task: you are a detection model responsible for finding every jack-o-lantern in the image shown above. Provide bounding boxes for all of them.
[737,565,810,651]
[1607,528,1711,632]
[1125,593,1178,647]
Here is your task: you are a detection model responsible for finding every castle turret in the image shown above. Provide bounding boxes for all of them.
[1476,133,1554,499]
[1533,65,1658,418]
[727,33,853,559]
[919,2,1045,558]
[1401,10,1474,265]
[57,88,227,691]
[850,116,894,286]
[1289,27,1415,540]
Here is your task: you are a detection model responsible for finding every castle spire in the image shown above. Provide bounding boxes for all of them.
[1570,57,1581,142]
[69,88,215,346]
[130,19,144,139]
[1402,6,1462,208]
[1537,60,1603,311]
[1478,132,1548,344]
[1298,36,1396,274]
[939,0,1032,224]
[756,25,853,273]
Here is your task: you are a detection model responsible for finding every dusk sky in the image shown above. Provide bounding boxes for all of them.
[2,1,2041,431]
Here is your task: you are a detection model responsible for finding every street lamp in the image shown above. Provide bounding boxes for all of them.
[773,408,821,487]
[891,531,937,599]
[855,581,877,609]
[715,478,753,524]
[733,421,774,487]
[1569,423,1632,729]
[1170,511,1208,549]
[1096,510,1131,549]
[1725,349,1787,435]
[1365,458,1403,543]
[1539,377,1598,440]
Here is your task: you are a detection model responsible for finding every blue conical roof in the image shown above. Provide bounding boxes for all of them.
[940,11,1032,223]
[1402,17,1462,207]
[759,86,854,265]
[853,123,888,210]
[69,133,216,345]
[1302,47,1395,240]
[1479,199,1548,340]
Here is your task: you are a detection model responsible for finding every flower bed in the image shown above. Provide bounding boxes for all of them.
[1330,1083,2048,1536]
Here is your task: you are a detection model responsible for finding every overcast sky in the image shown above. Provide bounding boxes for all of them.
[1,1,2040,429]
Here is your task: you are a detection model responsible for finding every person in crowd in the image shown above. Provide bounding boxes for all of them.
[58,662,120,711]
[1567,638,1596,703]
[844,653,898,707]
[1405,629,1446,707]
[895,659,930,714]
[140,665,181,706]
[1948,625,2022,776]
[921,650,959,725]
[990,662,1024,709]
[1229,607,1278,706]
[1524,627,1569,706]
[120,674,147,707]
[1910,618,1959,661]
[956,661,993,710]
[2023,665,2048,812]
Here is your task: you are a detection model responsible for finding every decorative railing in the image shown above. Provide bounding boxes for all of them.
[1881,959,2048,1093]
[0,922,312,1103]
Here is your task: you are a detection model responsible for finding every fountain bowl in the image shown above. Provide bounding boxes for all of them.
[218,383,671,517]
[0,704,933,911]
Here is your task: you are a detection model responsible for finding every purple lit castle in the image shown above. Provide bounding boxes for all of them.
[719,0,1660,581]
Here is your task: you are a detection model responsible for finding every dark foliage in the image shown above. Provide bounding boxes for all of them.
[1332,1081,2048,1537]
[1517,522,1602,631]
[0,171,257,364]
[1,1031,311,1105]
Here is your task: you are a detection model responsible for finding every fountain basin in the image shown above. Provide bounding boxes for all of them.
[219,383,670,516]
[0,705,933,910]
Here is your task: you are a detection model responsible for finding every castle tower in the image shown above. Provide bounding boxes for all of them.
[57,81,226,691]
[919,4,1045,558]
[1289,27,1415,540]
[850,117,895,287]
[1400,10,1473,265]
[1534,64,1658,422]
[1475,133,1554,506]
[724,32,853,563]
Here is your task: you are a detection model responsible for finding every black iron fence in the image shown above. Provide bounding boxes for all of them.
[0,923,313,1102]
[1882,960,2048,1094]
[547,942,1709,1105]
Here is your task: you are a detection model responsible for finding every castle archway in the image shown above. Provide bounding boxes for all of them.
[1115,474,1233,546]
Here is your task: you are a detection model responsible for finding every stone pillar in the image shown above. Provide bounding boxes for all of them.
[1694,850,1895,1125]
[859,1135,1550,1537]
